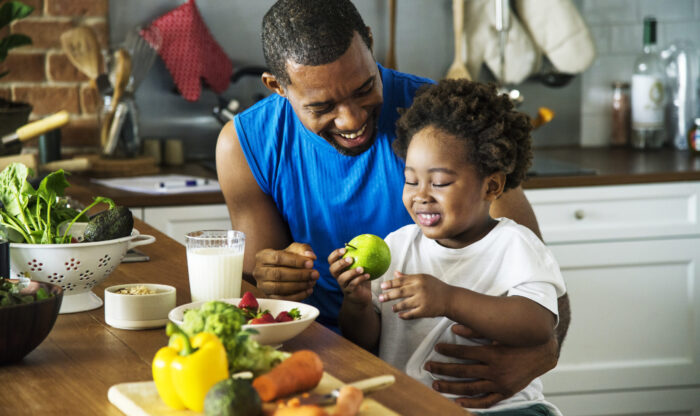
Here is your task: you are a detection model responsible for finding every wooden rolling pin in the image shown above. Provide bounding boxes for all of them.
[0,111,70,149]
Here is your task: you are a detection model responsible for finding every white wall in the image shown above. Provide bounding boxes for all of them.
[580,0,700,146]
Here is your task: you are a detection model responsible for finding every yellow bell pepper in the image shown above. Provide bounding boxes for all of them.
[152,322,229,412]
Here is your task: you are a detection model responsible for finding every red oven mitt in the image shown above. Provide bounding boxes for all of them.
[143,0,232,101]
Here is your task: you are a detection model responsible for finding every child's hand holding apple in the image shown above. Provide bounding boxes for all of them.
[328,234,391,304]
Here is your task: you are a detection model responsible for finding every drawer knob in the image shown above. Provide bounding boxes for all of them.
[574,209,585,220]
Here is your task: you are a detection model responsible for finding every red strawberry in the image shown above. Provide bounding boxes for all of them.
[275,308,301,322]
[249,311,275,325]
[238,291,259,310]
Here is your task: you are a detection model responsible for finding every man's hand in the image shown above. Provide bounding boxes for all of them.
[378,271,452,319]
[425,324,558,409]
[252,242,319,301]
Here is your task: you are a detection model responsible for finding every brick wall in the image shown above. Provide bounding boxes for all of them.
[0,0,109,151]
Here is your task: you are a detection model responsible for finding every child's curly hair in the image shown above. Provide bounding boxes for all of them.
[394,80,532,191]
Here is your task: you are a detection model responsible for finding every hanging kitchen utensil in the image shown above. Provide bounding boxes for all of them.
[0,111,70,156]
[60,26,111,95]
[212,66,268,126]
[494,0,523,106]
[445,0,471,80]
[385,0,397,70]
[124,25,162,94]
[113,25,162,159]
[533,57,575,88]
[100,48,131,152]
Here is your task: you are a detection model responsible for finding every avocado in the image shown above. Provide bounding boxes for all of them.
[204,378,262,416]
[83,206,134,242]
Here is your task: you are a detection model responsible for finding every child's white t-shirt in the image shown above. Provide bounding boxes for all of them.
[371,218,566,414]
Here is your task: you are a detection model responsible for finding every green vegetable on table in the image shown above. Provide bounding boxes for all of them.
[204,378,262,416]
[83,205,134,242]
[0,162,114,244]
[0,277,52,307]
[181,301,288,376]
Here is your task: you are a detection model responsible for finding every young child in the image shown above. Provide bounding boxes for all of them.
[328,80,566,415]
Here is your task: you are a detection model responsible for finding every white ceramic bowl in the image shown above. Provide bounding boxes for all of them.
[104,284,176,330]
[9,223,155,314]
[168,298,319,346]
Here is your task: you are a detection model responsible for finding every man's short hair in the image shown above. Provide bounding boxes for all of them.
[262,0,373,87]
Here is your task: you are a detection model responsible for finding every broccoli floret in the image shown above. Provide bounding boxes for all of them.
[181,301,288,375]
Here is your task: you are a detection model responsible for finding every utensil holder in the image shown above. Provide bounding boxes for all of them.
[99,93,141,158]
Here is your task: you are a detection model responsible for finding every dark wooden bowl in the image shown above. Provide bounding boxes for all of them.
[0,280,63,365]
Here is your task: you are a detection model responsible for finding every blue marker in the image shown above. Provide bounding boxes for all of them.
[157,178,210,189]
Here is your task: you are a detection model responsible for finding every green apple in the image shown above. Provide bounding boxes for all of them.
[342,234,391,280]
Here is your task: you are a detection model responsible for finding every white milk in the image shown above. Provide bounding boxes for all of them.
[186,247,244,302]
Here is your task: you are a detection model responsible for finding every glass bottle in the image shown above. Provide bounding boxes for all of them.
[631,17,666,149]
[611,82,630,146]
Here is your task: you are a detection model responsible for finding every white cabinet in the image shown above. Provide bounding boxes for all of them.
[141,204,230,245]
[526,182,700,416]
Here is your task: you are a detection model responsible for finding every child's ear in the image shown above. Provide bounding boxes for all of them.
[484,172,506,201]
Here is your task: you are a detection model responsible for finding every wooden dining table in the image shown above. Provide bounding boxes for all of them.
[0,219,467,415]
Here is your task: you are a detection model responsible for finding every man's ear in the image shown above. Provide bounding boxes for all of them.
[484,172,506,201]
[262,72,286,97]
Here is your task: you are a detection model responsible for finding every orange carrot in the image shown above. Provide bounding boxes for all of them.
[253,350,324,402]
[272,405,327,416]
[331,386,364,416]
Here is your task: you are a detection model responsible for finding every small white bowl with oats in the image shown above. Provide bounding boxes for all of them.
[104,283,176,330]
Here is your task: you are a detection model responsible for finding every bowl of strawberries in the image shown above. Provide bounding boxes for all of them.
[168,291,319,346]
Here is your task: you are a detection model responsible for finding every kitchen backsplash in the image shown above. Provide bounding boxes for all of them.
[109,0,586,160]
[4,0,699,159]
[580,0,700,146]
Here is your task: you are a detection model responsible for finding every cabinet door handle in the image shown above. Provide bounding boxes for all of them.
[574,209,585,220]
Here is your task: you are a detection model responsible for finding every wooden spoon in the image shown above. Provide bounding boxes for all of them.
[60,26,101,82]
[385,0,397,70]
[100,48,132,150]
[445,0,472,80]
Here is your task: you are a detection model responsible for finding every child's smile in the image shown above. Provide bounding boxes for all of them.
[415,212,441,227]
[402,125,501,248]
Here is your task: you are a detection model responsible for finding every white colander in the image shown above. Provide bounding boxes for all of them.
[9,223,155,314]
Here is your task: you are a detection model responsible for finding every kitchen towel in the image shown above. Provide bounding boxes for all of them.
[514,0,596,74]
[462,0,595,83]
[143,0,232,102]
[464,0,540,85]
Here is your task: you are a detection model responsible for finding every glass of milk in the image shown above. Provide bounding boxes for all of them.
[185,230,245,302]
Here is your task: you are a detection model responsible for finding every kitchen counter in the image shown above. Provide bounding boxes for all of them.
[65,147,700,208]
[0,219,466,415]
[525,147,700,188]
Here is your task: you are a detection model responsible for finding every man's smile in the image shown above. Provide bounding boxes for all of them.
[325,112,378,155]
[337,123,367,140]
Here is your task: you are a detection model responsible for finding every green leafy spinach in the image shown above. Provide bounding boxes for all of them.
[0,162,115,244]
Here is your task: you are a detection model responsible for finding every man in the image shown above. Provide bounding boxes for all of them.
[216,0,570,409]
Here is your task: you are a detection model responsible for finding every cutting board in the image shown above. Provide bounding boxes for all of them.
[87,155,160,178]
[107,372,398,416]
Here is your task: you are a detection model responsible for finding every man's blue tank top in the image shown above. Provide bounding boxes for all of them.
[234,64,432,330]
